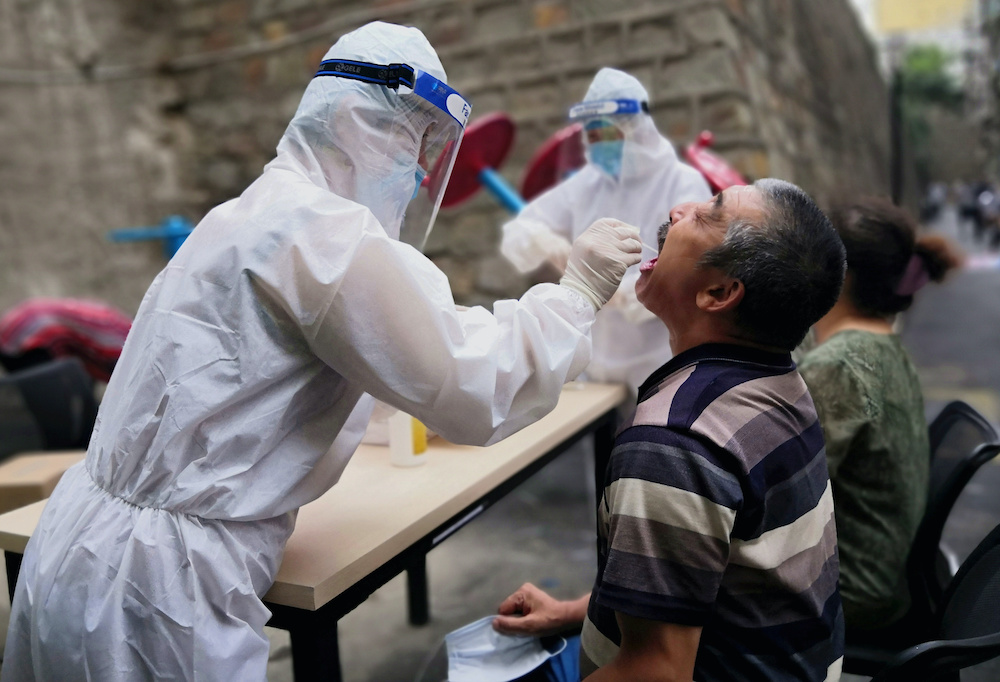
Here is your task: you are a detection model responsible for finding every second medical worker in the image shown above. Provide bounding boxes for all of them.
[3,22,642,682]
[502,68,712,396]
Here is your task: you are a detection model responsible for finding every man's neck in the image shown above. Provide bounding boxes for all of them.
[669,322,786,357]
[813,297,893,345]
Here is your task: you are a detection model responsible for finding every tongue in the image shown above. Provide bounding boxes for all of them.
[640,258,657,273]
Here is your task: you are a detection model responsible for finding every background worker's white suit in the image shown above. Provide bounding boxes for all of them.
[501,68,712,395]
[2,23,640,681]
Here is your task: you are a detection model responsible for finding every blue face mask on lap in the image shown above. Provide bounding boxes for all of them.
[589,140,625,180]
[411,167,427,201]
[444,615,567,682]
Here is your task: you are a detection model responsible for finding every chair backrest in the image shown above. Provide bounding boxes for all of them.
[0,378,45,462]
[873,523,1000,682]
[928,401,998,501]
[939,522,1000,640]
[908,402,1000,615]
[4,358,97,450]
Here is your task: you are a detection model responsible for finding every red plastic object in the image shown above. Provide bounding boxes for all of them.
[683,131,747,192]
[437,112,517,208]
[520,123,586,201]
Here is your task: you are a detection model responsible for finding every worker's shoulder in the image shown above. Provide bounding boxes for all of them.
[239,169,380,228]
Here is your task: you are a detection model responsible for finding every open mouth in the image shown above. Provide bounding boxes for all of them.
[640,257,657,273]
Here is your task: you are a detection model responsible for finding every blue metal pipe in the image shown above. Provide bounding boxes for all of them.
[108,215,194,259]
[478,167,526,214]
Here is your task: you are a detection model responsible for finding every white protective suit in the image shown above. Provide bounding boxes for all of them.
[501,68,712,395]
[2,23,627,682]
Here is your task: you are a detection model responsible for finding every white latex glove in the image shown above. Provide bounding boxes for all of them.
[501,219,573,274]
[560,218,642,311]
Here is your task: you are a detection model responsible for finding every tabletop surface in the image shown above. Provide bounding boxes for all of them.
[0,382,627,610]
[0,452,85,483]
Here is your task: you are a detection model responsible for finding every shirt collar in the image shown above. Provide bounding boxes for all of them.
[637,343,794,402]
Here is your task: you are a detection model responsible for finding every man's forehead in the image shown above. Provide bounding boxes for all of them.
[720,185,765,219]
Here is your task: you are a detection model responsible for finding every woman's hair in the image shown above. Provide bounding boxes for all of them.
[829,196,963,317]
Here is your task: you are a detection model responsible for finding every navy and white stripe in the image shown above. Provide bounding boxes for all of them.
[582,343,844,681]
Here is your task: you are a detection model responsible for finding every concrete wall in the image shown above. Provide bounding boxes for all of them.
[0,0,890,312]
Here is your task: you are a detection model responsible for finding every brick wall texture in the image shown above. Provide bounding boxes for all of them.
[0,0,889,312]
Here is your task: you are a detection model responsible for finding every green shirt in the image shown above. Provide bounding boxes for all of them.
[798,330,929,628]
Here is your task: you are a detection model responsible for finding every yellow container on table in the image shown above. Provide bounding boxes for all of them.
[389,412,428,467]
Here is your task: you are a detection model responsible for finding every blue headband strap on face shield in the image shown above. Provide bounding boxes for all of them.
[313,59,470,130]
[314,59,415,89]
[567,98,647,121]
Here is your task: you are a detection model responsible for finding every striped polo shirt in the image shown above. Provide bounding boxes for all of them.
[582,343,844,681]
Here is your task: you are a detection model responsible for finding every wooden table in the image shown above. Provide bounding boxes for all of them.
[0,382,626,681]
[0,451,84,515]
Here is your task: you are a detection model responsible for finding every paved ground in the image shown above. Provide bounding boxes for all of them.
[0,206,996,681]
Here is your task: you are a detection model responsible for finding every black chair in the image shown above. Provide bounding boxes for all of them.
[0,379,45,463]
[927,401,998,501]
[910,402,1000,618]
[925,401,1000,587]
[844,402,1000,675]
[0,358,98,451]
[871,522,1000,682]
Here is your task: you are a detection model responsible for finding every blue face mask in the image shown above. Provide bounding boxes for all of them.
[444,615,567,682]
[411,167,428,201]
[588,140,625,179]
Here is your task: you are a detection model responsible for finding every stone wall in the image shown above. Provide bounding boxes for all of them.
[0,0,890,312]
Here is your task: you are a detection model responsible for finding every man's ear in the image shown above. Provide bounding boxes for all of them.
[696,277,744,314]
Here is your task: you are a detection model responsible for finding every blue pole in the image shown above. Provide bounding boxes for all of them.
[162,215,192,259]
[108,215,194,260]
[478,167,527,214]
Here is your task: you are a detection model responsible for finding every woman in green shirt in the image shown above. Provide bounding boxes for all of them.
[798,197,961,633]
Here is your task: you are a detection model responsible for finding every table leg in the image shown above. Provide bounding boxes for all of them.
[592,414,617,507]
[290,619,342,682]
[406,555,429,626]
[5,551,22,603]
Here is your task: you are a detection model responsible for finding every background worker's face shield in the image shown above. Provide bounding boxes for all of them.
[314,60,470,250]
[567,99,645,181]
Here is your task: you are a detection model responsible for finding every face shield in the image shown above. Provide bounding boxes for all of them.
[314,59,470,250]
[566,98,646,181]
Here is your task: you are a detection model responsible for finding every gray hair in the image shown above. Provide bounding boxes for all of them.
[699,179,846,350]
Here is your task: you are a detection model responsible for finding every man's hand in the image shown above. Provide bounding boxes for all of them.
[493,583,590,637]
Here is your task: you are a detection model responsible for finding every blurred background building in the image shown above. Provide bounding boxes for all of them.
[1,0,889,312]
[851,0,984,75]
[981,0,1000,180]
[849,0,998,186]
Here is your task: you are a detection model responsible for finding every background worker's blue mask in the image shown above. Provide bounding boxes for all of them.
[412,167,427,201]
[588,139,625,180]
[572,103,639,182]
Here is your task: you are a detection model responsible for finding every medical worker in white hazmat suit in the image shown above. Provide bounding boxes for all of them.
[3,22,642,681]
[501,68,711,396]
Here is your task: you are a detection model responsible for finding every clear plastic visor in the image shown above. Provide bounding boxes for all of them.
[566,98,644,121]
[398,70,470,250]
[312,60,470,251]
[558,117,628,178]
